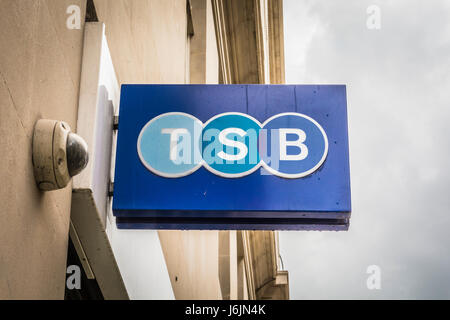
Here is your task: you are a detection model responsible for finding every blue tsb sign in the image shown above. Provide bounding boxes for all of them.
[113,85,351,230]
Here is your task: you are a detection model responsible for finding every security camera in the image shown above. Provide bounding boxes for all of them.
[32,119,89,191]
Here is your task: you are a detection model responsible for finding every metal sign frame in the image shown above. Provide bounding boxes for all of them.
[113,84,351,230]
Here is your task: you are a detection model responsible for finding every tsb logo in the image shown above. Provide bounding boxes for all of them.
[137,112,328,179]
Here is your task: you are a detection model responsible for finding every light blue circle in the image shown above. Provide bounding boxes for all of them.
[137,113,203,177]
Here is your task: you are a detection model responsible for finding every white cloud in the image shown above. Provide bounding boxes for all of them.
[281,0,450,299]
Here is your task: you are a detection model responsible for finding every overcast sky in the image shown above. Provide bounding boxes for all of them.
[280,0,450,299]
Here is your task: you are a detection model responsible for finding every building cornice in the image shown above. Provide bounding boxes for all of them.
[211,0,288,300]
[267,0,285,84]
[212,0,285,84]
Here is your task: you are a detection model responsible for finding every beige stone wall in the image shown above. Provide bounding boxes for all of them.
[158,231,222,299]
[0,0,87,299]
[0,0,191,299]
[0,0,256,300]
[93,0,188,84]
[189,0,218,84]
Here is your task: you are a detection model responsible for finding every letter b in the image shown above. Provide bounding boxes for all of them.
[279,128,308,161]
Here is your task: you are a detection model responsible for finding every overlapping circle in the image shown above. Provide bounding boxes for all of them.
[137,112,328,179]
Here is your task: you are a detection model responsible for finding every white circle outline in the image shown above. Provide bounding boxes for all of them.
[137,112,205,178]
[201,112,263,178]
[137,112,328,179]
[260,112,329,179]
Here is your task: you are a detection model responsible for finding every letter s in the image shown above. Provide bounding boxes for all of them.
[217,128,248,161]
